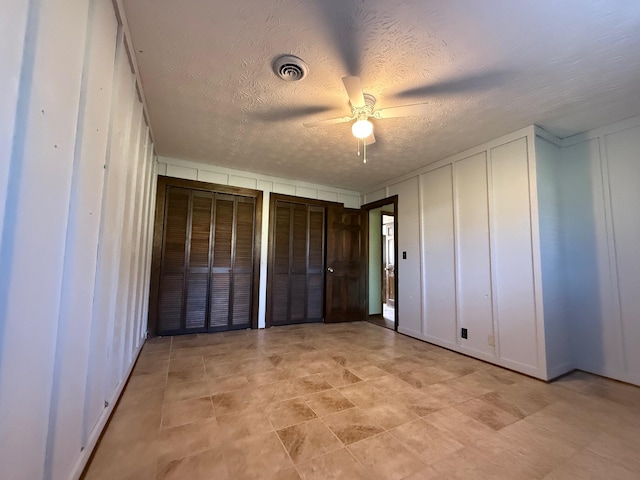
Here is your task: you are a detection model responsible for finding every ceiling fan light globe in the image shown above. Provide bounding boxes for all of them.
[352,119,373,139]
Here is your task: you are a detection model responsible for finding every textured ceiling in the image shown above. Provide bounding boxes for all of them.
[122,0,640,191]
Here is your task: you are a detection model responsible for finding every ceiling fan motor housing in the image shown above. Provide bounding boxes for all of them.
[272,55,309,82]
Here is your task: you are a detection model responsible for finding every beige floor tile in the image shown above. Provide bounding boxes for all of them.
[397,366,458,388]
[296,448,371,480]
[544,449,639,479]
[168,346,202,359]
[223,431,293,480]
[289,374,333,395]
[163,380,210,403]
[360,400,418,429]
[203,358,244,378]
[390,418,464,465]
[277,418,343,463]
[348,432,425,480]
[208,372,250,394]
[304,389,355,416]
[132,358,169,376]
[83,323,640,480]
[480,383,555,419]
[266,397,318,429]
[322,407,385,445]
[211,387,260,416]
[420,382,477,405]
[157,418,222,466]
[394,389,451,417]
[245,368,287,386]
[586,432,640,474]
[338,381,390,407]
[157,447,228,480]
[166,368,206,386]
[116,386,164,414]
[168,355,204,373]
[423,407,495,445]
[126,372,167,391]
[454,397,520,430]
[216,410,274,439]
[137,350,170,364]
[161,396,214,429]
[346,363,388,380]
[318,368,362,387]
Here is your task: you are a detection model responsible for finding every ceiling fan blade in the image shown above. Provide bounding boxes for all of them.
[375,103,432,119]
[256,105,334,122]
[342,76,365,108]
[303,116,352,128]
[364,132,376,145]
[395,70,512,99]
[308,0,361,76]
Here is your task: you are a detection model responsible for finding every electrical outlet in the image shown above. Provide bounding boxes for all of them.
[488,334,495,347]
[461,328,468,339]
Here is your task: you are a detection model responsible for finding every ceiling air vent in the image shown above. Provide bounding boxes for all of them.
[272,55,309,82]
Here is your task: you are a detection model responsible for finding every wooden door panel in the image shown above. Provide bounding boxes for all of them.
[268,200,325,326]
[185,272,208,330]
[272,274,289,325]
[153,180,258,335]
[232,273,252,327]
[325,206,364,323]
[209,273,231,330]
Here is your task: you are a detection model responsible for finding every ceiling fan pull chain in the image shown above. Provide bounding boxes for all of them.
[363,138,367,164]
[357,137,360,156]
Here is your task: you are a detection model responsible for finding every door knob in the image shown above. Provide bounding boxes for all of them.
[327,267,334,273]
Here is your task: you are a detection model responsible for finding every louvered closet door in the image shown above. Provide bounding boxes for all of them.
[271,201,325,326]
[157,187,190,332]
[156,188,256,335]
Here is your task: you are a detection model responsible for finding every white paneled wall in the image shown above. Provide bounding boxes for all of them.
[562,117,640,386]
[420,165,456,345]
[365,127,571,380]
[453,152,494,358]
[157,156,362,328]
[388,177,422,336]
[0,1,157,479]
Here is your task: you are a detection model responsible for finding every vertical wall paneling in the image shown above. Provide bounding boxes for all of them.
[83,30,129,443]
[0,0,90,477]
[534,135,572,376]
[141,158,159,337]
[133,135,153,344]
[0,0,30,244]
[45,0,119,477]
[126,126,150,357]
[490,138,538,369]
[603,126,640,376]
[420,165,456,345]
[108,95,141,397]
[453,152,494,356]
[1,1,157,477]
[388,177,421,335]
[561,138,626,377]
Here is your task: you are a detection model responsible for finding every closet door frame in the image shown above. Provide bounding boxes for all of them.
[265,194,340,328]
[148,176,262,336]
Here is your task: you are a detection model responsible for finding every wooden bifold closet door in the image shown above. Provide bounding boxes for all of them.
[270,201,325,326]
[152,182,258,335]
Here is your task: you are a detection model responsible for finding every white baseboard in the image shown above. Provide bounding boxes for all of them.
[69,338,146,480]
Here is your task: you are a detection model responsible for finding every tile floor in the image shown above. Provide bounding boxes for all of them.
[83,322,640,480]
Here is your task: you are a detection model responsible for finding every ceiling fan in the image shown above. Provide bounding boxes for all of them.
[303,76,434,148]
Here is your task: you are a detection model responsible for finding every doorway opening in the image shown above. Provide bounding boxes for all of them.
[362,197,398,331]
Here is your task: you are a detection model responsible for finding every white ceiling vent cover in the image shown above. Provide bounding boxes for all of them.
[273,55,309,82]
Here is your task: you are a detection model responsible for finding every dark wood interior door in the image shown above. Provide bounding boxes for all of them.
[325,205,365,322]
[270,201,325,326]
[155,186,256,335]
